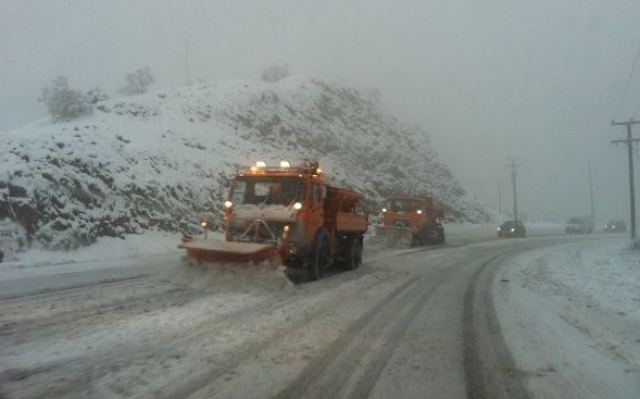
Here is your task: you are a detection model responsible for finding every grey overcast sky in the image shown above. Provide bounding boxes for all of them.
[2,0,640,222]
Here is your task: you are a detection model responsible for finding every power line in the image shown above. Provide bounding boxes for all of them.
[613,41,640,120]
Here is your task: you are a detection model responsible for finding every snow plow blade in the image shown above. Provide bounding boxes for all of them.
[178,239,278,264]
[374,225,415,247]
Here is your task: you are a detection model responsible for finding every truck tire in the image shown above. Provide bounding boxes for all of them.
[308,231,329,281]
[435,229,445,244]
[344,238,363,271]
[414,227,428,247]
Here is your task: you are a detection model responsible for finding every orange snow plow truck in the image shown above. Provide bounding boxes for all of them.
[375,196,445,247]
[179,161,368,280]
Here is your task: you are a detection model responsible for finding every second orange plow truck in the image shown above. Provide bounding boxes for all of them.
[375,196,445,247]
[179,160,368,280]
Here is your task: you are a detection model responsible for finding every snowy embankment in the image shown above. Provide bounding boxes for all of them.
[495,237,640,398]
[1,76,487,250]
[0,232,184,283]
[3,232,180,267]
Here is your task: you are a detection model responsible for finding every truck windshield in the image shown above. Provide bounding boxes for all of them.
[387,199,422,212]
[231,177,304,206]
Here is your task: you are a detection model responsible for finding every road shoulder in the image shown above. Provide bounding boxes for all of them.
[494,237,640,399]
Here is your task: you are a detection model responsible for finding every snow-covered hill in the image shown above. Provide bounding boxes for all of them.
[1,76,488,249]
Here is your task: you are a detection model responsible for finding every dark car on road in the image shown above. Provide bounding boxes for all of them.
[498,220,526,238]
[604,220,626,233]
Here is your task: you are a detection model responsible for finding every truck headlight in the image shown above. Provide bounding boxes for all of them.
[293,202,302,210]
[417,210,423,214]
[224,200,233,209]
[382,208,387,213]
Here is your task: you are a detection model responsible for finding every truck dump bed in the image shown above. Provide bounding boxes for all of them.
[325,185,368,233]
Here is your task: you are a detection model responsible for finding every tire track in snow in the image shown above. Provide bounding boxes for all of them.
[463,251,530,399]
[0,274,150,301]
[160,272,407,399]
[1,271,401,399]
[270,259,465,399]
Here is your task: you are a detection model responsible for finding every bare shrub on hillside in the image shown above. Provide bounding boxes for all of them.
[39,76,92,121]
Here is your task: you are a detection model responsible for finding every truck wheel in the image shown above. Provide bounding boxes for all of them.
[413,226,428,246]
[435,229,445,244]
[308,234,329,281]
[344,238,363,270]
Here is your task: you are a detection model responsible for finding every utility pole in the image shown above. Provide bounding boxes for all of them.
[588,159,595,224]
[184,39,192,85]
[498,179,503,216]
[611,119,640,239]
[507,158,521,222]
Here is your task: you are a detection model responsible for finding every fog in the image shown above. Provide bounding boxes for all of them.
[2,0,640,222]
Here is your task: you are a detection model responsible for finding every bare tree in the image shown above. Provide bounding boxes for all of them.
[261,65,290,82]
[120,66,154,95]
[39,76,92,121]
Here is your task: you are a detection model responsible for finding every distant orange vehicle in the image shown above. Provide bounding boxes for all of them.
[180,161,368,280]
[376,196,445,246]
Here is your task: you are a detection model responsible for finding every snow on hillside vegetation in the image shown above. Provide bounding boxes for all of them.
[1,76,487,249]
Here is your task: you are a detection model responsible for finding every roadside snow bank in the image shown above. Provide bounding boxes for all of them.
[2,232,184,269]
[495,237,640,398]
[0,231,218,285]
[515,237,640,317]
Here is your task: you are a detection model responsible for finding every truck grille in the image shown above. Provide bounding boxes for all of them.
[228,221,295,242]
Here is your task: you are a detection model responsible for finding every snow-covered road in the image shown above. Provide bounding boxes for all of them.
[0,232,636,398]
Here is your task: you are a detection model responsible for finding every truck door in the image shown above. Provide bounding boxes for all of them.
[307,182,325,244]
